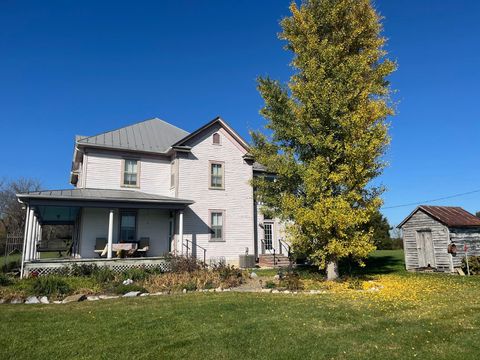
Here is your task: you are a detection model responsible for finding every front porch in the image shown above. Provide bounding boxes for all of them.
[23,256,170,276]
[17,188,195,277]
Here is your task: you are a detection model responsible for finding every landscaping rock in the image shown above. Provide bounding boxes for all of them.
[223,288,231,292]
[10,298,24,304]
[208,289,215,292]
[122,279,133,285]
[250,272,258,279]
[87,296,100,301]
[99,295,119,300]
[140,293,149,297]
[182,289,187,293]
[215,287,223,292]
[0,299,5,304]
[39,296,49,304]
[309,290,324,295]
[150,292,165,296]
[62,294,86,303]
[283,290,290,294]
[272,289,279,294]
[53,301,63,304]
[25,296,40,304]
[123,291,141,298]
[261,289,272,293]
[274,274,280,280]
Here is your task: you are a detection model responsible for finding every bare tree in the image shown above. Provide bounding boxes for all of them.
[0,177,42,234]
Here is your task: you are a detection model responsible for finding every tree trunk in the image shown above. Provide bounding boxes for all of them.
[326,260,339,281]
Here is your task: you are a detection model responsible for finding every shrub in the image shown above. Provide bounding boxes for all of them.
[212,263,244,288]
[92,266,115,283]
[168,255,203,273]
[279,270,302,291]
[265,280,276,289]
[0,273,14,286]
[121,267,150,281]
[462,256,480,275]
[346,277,363,290]
[32,276,71,296]
[70,263,98,277]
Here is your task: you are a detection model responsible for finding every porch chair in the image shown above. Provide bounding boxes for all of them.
[136,237,150,257]
[94,237,107,257]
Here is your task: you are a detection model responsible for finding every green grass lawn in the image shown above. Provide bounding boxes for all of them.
[1,250,480,360]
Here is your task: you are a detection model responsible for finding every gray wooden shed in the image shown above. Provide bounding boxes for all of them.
[398,205,480,272]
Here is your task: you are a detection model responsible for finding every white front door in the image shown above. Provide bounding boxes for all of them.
[417,230,435,268]
[263,222,274,253]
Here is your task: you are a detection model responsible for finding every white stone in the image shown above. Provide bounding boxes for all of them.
[272,289,279,294]
[25,296,40,304]
[223,288,231,292]
[0,299,6,304]
[123,291,141,297]
[122,279,133,285]
[99,295,119,300]
[39,296,49,304]
[87,296,100,301]
[150,292,165,296]
[261,289,272,293]
[283,290,290,294]
[208,289,215,292]
[215,287,223,292]
[53,301,63,304]
[182,289,187,293]
[140,293,149,297]
[273,274,280,280]
[250,272,258,279]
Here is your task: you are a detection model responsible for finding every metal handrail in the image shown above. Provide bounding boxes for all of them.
[260,239,277,266]
[278,238,291,258]
[183,239,207,265]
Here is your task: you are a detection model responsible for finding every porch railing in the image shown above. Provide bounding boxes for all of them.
[278,238,291,257]
[183,239,207,265]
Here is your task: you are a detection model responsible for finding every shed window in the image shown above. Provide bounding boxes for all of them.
[212,133,220,145]
[123,159,139,187]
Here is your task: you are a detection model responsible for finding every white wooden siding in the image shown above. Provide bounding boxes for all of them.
[401,210,452,271]
[177,124,254,265]
[82,149,173,196]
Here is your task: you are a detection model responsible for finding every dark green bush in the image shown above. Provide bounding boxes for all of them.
[0,273,14,286]
[265,280,276,289]
[93,267,115,283]
[32,276,71,296]
[462,256,480,275]
[70,263,98,277]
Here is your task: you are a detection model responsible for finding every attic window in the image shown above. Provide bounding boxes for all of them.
[212,133,220,145]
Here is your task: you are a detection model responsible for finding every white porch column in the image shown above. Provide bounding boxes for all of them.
[107,209,114,260]
[31,217,38,260]
[24,209,35,262]
[20,205,30,279]
[178,210,184,255]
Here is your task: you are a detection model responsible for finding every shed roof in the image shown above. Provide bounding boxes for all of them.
[76,118,189,154]
[398,205,480,228]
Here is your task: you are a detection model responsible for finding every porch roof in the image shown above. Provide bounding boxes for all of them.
[17,188,194,218]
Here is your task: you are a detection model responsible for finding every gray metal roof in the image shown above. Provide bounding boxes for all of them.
[76,118,189,154]
[18,188,194,205]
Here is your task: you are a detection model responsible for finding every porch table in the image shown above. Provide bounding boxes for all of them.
[101,243,138,257]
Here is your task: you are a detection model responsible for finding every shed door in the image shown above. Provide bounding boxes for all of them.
[417,230,436,268]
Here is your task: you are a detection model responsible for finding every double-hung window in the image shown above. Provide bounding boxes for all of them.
[123,159,139,187]
[119,210,137,243]
[210,161,224,189]
[210,211,224,241]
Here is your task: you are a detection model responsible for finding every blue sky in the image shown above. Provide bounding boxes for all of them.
[1,0,479,226]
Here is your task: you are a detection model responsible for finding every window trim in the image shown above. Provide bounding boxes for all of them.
[209,209,226,242]
[209,160,225,190]
[121,158,141,188]
[212,132,221,145]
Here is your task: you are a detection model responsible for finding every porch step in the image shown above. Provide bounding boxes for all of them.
[258,254,291,268]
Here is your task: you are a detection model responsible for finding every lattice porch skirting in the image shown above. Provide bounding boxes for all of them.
[23,257,171,277]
